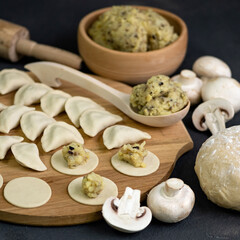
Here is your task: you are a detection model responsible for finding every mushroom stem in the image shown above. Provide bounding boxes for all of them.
[117,187,141,218]
[192,98,234,135]
[164,178,184,197]
[102,187,152,233]
[205,108,226,135]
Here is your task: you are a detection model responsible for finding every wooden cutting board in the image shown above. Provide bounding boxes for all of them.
[0,74,193,226]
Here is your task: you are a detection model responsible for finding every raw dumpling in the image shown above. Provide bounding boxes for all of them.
[14,83,52,105]
[20,110,56,141]
[0,136,24,160]
[0,105,35,133]
[41,121,84,152]
[103,125,151,149]
[11,142,47,171]
[80,109,122,137]
[0,69,34,95]
[0,102,7,111]
[65,96,104,127]
[40,90,71,117]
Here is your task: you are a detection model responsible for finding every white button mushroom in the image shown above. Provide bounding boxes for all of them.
[171,69,203,105]
[201,77,240,113]
[147,178,195,223]
[192,56,231,79]
[192,98,234,135]
[102,187,152,233]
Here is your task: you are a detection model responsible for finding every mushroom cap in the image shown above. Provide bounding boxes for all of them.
[102,197,152,233]
[193,56,231,78]
[201,77,240,112]
[147,178,195,223]
[192,98,234,132]
[171,69,203,105]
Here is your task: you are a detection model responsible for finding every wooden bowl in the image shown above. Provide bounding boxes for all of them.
[78,6,188,84]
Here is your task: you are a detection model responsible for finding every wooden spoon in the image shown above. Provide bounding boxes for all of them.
[25,61,190,127]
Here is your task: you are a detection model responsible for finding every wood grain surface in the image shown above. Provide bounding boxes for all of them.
[0,75,193,226]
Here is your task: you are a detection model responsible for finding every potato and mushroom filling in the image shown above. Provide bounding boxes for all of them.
[62,142,89,169]
[118,141,147,168]
[82,172,104,198]
[88,6,178,53]
[130,75,188,116]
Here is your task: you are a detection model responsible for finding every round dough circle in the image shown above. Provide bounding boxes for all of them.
[0,174,3,189]
[51,149,99,175]
[4,177,52,208]
[111,151,160,176]
[195,126,240,211]
[68,177,118,205]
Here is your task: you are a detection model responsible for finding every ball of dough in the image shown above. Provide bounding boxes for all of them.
[195,126,240,211]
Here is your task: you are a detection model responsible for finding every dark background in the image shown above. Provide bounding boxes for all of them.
[1,0,240,239]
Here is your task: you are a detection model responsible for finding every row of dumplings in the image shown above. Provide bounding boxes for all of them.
[0,104,84,151]
[0,104,151,151]
[1,69,124,137]
[14,83,124,138]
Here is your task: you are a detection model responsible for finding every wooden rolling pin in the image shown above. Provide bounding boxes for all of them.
[0,19,82,69]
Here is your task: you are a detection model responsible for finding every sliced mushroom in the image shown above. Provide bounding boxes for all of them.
[171,69,203,105]
[201,77,240,113]
[192,56,231,79]
[147,178,195,223]
[192,98,234,135]
[102,187,152,233]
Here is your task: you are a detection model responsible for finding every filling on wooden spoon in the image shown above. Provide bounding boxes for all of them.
[130,75,188,116]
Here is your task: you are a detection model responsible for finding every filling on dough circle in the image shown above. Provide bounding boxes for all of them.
[51,149,99,175]
[68,176,118,205]
[111,150,160,176]
[4,177,52,208]
[82,172,104,198]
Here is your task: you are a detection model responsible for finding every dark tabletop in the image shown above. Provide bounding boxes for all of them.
[1,0,240,239]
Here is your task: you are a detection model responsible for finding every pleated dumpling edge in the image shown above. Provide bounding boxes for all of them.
[0,105,35,133]
[14,83,52,106]
[41,121,84,152]
[0,69,34,95]
[80,109,123,137]
[103,125,151,150]
[20,110,56,141]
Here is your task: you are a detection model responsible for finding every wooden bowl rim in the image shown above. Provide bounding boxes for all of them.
[78,5,188,57]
